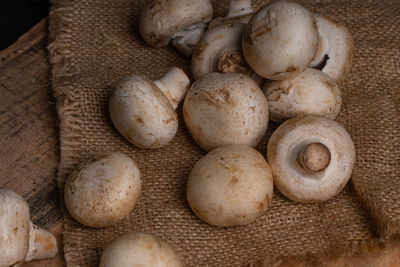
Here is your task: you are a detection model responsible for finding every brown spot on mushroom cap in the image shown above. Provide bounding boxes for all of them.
[228,176,239,186]
[186,145,273,226]
[300,142,331,173]
[64,153,142,228]
[183,73,269,151]
[242,0,318,80]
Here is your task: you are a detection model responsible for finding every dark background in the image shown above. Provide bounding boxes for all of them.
[0,0,50,50]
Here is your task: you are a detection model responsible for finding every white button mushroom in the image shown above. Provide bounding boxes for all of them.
[187,145,273,227]
[191,22,263,85]
[64,152,142,228]
[139,0,213,57]
[267,115,356,203]
[209,0,254,27]
[109,67,190,149]
[242,0,318,80]
[310,14,354,83]
[183,72,269,151]
[0,189,57,266]
[99,232,182,267]
[263,68,342,122]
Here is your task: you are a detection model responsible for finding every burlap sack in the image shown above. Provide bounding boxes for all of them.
[48,0,400,266]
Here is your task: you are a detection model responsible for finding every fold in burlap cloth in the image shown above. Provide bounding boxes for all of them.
[48,0,400,266]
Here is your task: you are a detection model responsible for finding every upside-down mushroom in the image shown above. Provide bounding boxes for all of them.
[191,22,263,85]
[267,115,356,203]
[310,14,354,83]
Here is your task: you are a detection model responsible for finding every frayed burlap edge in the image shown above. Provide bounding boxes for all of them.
[48,0,82,191]
[47,1,391,266]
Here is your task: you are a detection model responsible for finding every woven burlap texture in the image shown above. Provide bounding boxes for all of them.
[48,0,400,266]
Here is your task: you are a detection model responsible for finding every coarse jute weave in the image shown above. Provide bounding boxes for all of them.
[48,0,400,266]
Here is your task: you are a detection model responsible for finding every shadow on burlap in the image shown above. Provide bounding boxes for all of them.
[47,0,400,266]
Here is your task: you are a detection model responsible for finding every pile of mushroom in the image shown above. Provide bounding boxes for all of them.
[0,0,358,264]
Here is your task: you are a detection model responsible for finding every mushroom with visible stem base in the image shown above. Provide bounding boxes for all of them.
[0,189,57,266]
[110,67,190,149]
[298,142,331,173]
[267,115,356,203]
[310,14,354,83]
[191,23,263,85]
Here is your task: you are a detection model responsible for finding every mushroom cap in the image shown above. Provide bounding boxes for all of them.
[183,72,269,151]
[99,232,182,267]
[139,0,213,48]
[242,0,318,80]
[191,22,247,80]
[64,152,142,228]
[109,74,178,149]
[263,68,342,122]
[310,14,353,84]
[187,145,274,227]
[267,115,356,203]
[0,189,31,266]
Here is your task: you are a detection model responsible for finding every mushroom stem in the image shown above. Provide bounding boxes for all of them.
[154,67,190,109]
[171,23,208,57]
[217,51,248,74]
[25,223,58,261]
[298,142,331,173]
[227,0,253,17]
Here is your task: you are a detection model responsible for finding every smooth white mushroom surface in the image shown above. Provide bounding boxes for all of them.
[183,72,269,151]
[267,115,356,203]
[109,67,190,149]
[242,0,318,80]
[310,14,354,83]
[99,232,182,267]
[64,152,142,228]
[139,0,213,56]
[191,22,263,85]
[0,190,57,266]
[263,68,342,122]
[187,145,274,227]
